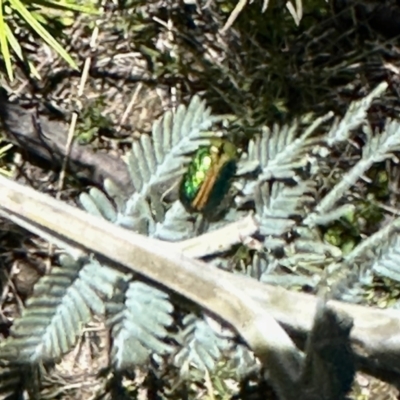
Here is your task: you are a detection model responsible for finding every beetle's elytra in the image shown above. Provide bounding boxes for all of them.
[179,139,237,215]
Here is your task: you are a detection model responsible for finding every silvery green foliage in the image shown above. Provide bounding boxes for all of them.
[307,118,400,225]
[371,232,400,281]
[80,187,118,222]
[315,219,400,302]
[255,180,316,244]
[228,344,259,378]
[337,218,400,286]
[80,95,217,239]
[173,313,231,374]
[237,111,333,201]
[326,82,388,146]
[238,82,400,299]
[153,201,195,241]
[244,122,305,180]
[107,281,175,369]
[6,82,400,394]
[77,97,231,373]
[249,252,320,288]
[1,255,121,364]
[307,116,400,298]
[124,95,217,236]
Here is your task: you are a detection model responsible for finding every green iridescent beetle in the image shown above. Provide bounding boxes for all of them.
[179,139,238,215]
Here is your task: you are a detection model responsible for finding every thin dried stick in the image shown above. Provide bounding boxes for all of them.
[46,3,107,271]
[57,2,107,195]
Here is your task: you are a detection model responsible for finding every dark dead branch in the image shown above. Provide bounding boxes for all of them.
[0,88,132,194]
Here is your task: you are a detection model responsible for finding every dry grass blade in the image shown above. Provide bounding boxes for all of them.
[221,0,248,33]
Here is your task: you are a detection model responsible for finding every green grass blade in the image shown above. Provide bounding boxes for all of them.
[5,24,41,79]
[27,0,98,14]
[10,0,78,70]
[0,1,13,80]
[4,23,23,59]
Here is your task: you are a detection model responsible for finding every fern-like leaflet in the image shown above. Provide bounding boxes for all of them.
[1,256,120,363]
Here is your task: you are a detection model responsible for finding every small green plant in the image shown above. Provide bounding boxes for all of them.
[75,96,114,145]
